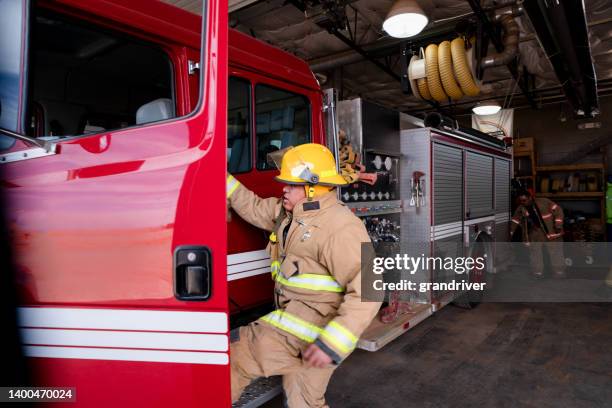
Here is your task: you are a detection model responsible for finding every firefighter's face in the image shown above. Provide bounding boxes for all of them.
[519,194,532,206]
[282,184,306,211]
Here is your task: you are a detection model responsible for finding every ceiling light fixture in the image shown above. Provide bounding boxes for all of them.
[472,100,502,115]
[383,0,429,38]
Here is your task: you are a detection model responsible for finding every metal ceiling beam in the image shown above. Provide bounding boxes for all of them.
[523,0,599,117]
[308,15,475,73]
[326,28,400,82]
[289,0,401,82]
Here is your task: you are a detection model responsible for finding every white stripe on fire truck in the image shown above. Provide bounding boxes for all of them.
[228,267,270,281]
[227,250,271,280]
[21,328,228,352]
[227,258,270,274]
[18,307,227,333]
[227,249,269,265]
[23,346,229,365]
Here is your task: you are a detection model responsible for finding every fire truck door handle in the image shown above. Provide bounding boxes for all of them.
[173,246,212,300]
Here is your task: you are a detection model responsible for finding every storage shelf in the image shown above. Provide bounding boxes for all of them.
[536,192,604,198]
[536,163,604,171]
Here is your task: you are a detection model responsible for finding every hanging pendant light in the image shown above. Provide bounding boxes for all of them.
[472,100,502,115]
[383,0,429,38]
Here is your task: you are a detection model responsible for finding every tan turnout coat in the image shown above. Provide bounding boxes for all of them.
[228,179,381,362]
[511,197,564,242]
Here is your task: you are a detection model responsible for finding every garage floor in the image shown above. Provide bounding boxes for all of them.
[263,302,612,408]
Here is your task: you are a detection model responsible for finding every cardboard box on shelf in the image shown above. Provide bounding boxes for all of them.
[514,137,534,153]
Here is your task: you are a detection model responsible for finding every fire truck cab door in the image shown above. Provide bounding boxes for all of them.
[1,0,230,406]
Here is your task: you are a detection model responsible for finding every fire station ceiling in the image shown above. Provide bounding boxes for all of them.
[162,0,612,117]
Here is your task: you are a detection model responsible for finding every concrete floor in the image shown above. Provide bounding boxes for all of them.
[263,302,612,408]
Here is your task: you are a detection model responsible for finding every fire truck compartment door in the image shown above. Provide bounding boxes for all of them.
[465,151,495,219]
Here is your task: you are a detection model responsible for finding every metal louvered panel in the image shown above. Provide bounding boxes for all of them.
[433,143,463,226]
[466,151,494,219]
[495,159,510,213]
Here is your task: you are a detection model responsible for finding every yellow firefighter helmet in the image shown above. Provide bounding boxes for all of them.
[272,143,346,199]
[275,143,347,186]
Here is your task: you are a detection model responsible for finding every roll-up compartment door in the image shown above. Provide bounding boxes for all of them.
[466,151,494,219]
[495,159,510,213]
[433,143,463,226]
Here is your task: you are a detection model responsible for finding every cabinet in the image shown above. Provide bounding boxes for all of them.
[535,162,607,240]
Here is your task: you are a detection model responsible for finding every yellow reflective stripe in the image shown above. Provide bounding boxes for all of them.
[226,175,240,198]
[284,274,344,292]
[273,271,344,293]
[271,261,281,277]
[320,321,357,354]
[260,310,322,343]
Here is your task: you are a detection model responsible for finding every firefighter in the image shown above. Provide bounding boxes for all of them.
[226,143,381,407]
[510,189,565,278]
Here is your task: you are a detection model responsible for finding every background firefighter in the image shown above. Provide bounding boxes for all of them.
[226,143,381,407]
[510,190,565,278]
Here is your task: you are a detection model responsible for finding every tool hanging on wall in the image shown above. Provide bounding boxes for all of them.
[410,171,425,207]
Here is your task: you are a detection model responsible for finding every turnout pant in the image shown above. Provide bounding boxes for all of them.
[528,230,565,276]
[231,321,336,408]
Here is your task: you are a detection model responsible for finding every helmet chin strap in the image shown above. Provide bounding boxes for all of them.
[306,185,316,201]
[298,167,319,201]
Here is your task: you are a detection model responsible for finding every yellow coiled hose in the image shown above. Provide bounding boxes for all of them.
[417,78,432,100]
[450,37,480,97]
[424,44,447,102]
[437,41,464,100]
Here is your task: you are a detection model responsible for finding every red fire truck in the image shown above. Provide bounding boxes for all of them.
[0,0,326,405]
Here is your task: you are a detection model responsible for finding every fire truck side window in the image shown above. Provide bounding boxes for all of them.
[228,77,251,173]
[255,84,311,170]
[0,0,23,150]
[26,10,174,138]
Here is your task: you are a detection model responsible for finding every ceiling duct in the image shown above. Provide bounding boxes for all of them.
[481,14,519,68]
[467,0,536,108]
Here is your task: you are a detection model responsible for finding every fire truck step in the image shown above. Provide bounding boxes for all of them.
[232,376,282,408]
[357,303,433,351]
